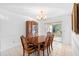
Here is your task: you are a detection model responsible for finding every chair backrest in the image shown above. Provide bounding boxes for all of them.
[26,36,33,44]
[20,35,27,50]
[33,36,38,45]
[48,34,54,47]
[44,36,49,47]
[47,32,51,37]
[51,34,54,42]
[46,32,54,46]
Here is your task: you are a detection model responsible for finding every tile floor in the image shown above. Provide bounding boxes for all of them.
[0,41,73,56]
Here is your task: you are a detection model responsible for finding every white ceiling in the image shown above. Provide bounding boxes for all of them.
[0,3,73,20]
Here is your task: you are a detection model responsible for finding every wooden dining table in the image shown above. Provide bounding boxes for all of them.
[26,35,46,55]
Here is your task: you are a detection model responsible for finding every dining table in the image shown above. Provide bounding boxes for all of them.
[26,35,46,55]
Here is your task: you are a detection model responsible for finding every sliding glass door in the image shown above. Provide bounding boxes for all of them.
[52,23,62,37]
[47,22,62,42]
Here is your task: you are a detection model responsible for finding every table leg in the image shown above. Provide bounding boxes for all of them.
[38,43,40,56]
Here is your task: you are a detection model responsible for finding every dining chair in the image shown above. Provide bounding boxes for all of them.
[47,36,52,53]
[50,34,54,50]
[33,36,38,46]
[47,32,54,50]
[20,35,36,56]
[39,36,49,56]
[32,36,39,55]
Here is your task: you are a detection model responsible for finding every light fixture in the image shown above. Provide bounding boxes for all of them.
[36,10,47,21]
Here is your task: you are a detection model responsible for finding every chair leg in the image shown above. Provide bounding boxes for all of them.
[37,50,40,56]
[35,51,37,56]
[43,50,44,56]
[49,46,50,52]
[28,53,30,56]
[51,44,53,49]
[23,50,25,56]
[47,47,49,56]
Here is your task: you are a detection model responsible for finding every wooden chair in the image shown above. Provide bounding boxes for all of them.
[32,36,39,55]
[33,36,38,46]
[26,36,34,46]
[39,36,50,56]
[20,35,36,56]
[50,34,54,50]
[47,36,52,53]
[47,32,54,50]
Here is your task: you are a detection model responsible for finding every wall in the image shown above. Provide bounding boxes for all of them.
[0,9,26,51]
[72,32,79,56]
[62,15,72,45]
[0,19,1,54]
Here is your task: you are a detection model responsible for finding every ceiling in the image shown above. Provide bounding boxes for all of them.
[0,3,73,20]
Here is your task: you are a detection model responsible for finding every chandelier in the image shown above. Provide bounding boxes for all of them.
[36,10,47,21]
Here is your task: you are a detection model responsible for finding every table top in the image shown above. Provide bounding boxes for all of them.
[38,36,46,43]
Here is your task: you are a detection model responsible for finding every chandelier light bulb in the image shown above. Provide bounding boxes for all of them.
[36,10,47,21]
